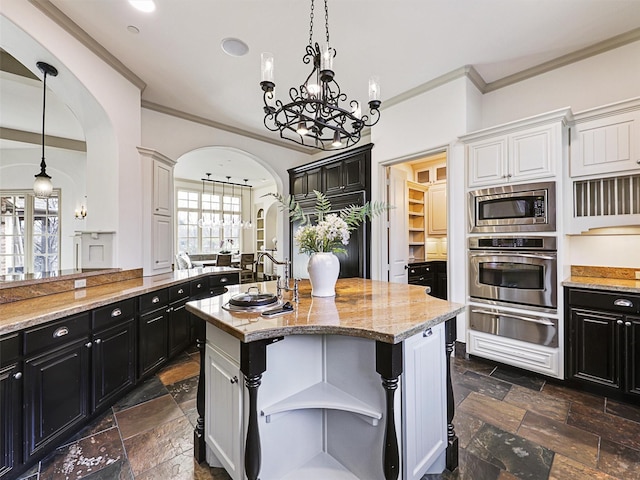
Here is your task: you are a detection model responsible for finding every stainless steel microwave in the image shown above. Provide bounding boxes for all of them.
[468,181,556,233]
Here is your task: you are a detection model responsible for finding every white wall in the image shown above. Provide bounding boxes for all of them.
[481,40,640,127]
[568,235,640,269]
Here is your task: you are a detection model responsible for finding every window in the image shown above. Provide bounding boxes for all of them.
[176,188,241,254]
[0,191,60,275]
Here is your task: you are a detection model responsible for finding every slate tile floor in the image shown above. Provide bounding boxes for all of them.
[17,349,640,480]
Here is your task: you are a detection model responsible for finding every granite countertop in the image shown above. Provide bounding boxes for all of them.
[186,278,465,345]
[562,276,640,294]
[0,267,239,335]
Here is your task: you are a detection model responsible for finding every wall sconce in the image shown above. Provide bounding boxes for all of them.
[75,198,87,219]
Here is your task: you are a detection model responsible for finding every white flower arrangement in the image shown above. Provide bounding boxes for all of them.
[268,190,391,255]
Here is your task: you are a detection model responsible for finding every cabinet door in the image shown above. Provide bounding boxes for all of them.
[323,161,344,196]
[306,168,321,195]
[205,344,243,480]
[0,363,21,477]
[92,319,136,411]
[169,301,191,358]
[509,124,556,182]
[427,184,447,235]
[153,159,172,216]
[569,308,621,388]
[403,323,446,480]
[343,154,366,192]
[153,215,173,271]
[24,338,90,461]
[625,316,640,397]
[467,136,507,187]
[138,309,168,379]
[571,111,640,177]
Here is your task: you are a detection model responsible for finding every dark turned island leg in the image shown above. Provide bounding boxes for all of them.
[240,338,281,480]
[445,317,459,471]
[376,341,403,480]
[194,318,206,463]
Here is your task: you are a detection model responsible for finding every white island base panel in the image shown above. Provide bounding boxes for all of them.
[204,322,448,480]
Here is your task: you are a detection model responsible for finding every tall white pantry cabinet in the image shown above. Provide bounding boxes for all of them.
[204,322,448,480]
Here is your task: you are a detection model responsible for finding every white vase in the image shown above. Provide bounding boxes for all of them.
[307,252,340,297]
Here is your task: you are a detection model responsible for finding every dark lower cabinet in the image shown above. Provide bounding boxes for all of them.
[0,333,21,478]
[566,287,640,403]
[138,308,168,379]
[92,319,136,411]
[0,363,21,477]
[24,338,91,461]
[569,308,620,388]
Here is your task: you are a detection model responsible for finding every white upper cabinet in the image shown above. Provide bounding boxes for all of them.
[153,159,173,217]
[570,98,640,178]
[462,108,570,189]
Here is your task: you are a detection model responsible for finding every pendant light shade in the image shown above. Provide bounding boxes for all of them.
[34,61,58,198]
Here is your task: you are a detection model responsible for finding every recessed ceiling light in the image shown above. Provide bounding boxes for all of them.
[128,0,156,13]
[221,38,249,57]
[127,25,140,34]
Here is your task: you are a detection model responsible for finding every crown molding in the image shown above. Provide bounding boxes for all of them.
[28,0,146,91]
[0,127,86,152]
[141,100,312,154]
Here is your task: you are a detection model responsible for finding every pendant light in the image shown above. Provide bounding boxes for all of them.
[198,173,212,228]
[33,62,58,198]
[242,179,254,230]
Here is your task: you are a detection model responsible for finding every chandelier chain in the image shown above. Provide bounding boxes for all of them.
[308,0,315,46]
[324,0,330,44]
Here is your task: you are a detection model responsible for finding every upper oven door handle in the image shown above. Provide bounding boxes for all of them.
[469,252,556,261]
[471,309,556,326]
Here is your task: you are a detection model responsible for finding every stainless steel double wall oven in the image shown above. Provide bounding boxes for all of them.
[467,181,558,348]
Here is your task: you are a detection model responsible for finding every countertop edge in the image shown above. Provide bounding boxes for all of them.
[187,299,465,345]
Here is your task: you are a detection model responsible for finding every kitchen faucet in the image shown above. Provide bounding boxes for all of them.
[256,251,299,302]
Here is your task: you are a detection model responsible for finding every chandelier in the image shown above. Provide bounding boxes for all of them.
[260,0,381,150]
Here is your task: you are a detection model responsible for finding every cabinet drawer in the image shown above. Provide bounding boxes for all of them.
[169,283,190,303]
[569,289,640,313]
[0,332,21,367]
[190,277,209,297]
[92,299,136,330]
[138,289,168,314]
[24,313,91,356]
[210,273,239,287]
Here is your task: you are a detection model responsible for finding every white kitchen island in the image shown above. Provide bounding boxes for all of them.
[187,278,464,480]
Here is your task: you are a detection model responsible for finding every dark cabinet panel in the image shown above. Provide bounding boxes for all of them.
[138,308,168,379]
[569,308,621,387]
[92,319,136,411]
[24,338,90,461]
[292,168,322,199]
[169,301,191,358]
[323,162,343,195]
[0,362,21,477]
[626,316,640,397]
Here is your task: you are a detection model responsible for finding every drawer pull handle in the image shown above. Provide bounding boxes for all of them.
[178,288,184,294]
[13,372,22,380]
[219,277,228,283]
[614,299,633,308]
[111,308,122,317]
[625,321,632,327]
[617,320,624,325]
[95,338,102,344]
[196,283,202,288]
[53,326,69,338]
[152,296,160,304]
[423,328,433,337]
[230,376,238,384]
[85,342,92,348]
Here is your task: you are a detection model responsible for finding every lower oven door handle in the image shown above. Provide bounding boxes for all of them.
[471,309,555,326]
[469,252,556,261]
